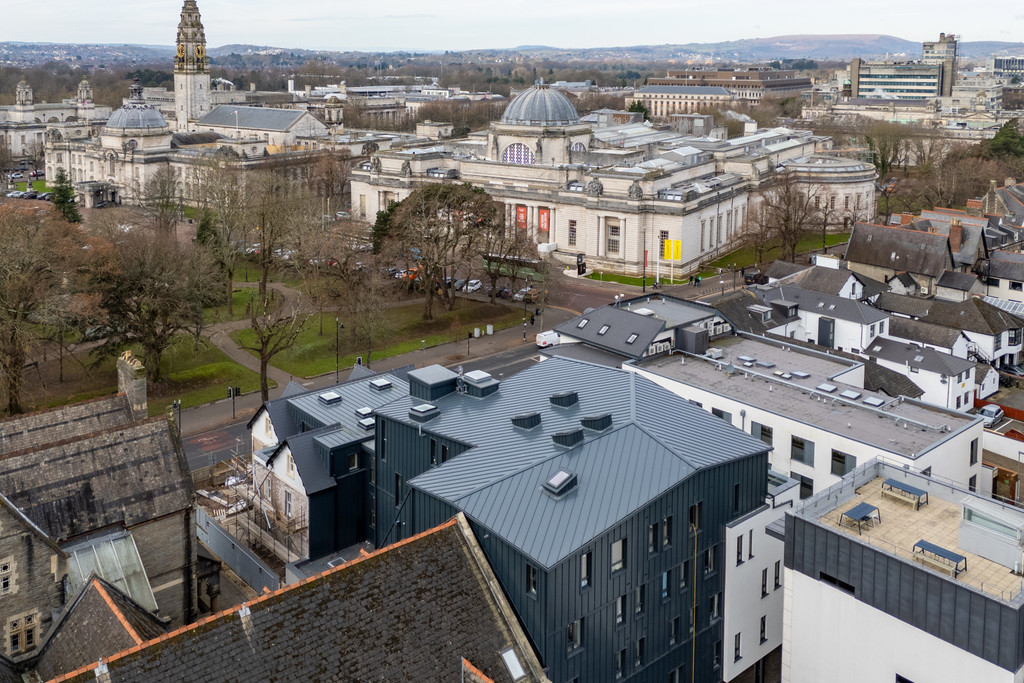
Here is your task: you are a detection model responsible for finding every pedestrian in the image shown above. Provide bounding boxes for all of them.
[697,276,702,287]
[689,275,694,286]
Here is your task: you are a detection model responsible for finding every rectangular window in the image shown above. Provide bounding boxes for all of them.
[689,502,702,531]
[713,640,721,668]
[761,568,768,597]
[611,538,627,572]
[819,571,855,595]
[379,420,387,460]
[680,560,689,589]
[711,407,732,424]
[736,536,743,565]
[969,474,978,492]
[635,585,646,615]
[748,530,754,559]
[760,615,767,643]
[635,637,645,667]
[753,422,773,446]
[995,333,1003,351]
[607,222,621,254]
[734,632,742,662]
[616,594,627,625]
[970,438,979,466]
[659,230,669,256]
[567,618,582,652]
[791,436,814,466]
[792,473,814,499]
[774,561,781,589]
[1011,281,1023,292]
[709,592,721,620]
[670,616,680,645]
[284,491,293,518]
[649,522,658,554]
[441,444,449,463]
[705,546,715,574]
[0,563,11,595]
[662,516,673,548]
[526,564,537,596]
[429,438,437,465]
[348,453,358,471]
[581,551,592,589]
[661,570,671,600]
[733,483,741,513]
[616,649,626,679]
[831,449,856,476]
[394,473,402,507]
[568,219,577,247]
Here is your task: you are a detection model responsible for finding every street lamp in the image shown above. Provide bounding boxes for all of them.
[335,317,344,382]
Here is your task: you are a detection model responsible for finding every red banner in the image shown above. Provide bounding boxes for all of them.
[538,208,550,232]
[516,205,528,230]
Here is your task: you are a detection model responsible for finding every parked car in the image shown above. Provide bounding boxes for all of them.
[21,190,38,199]
[979,404,1005,428]
[465,279,482,293]
[6,190,22,198]
[513,286,538,303]
[492,286,512,299]
[335,210,351,219]
[453,278,467,291]
[1003,364,1024,377]
[10,172,22,179]
[37,192,53,201]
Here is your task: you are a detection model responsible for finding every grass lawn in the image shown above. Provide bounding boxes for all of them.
[13,180,47,192]
[203,288,272,324]
[230,299,526,377]
[144,338,270,415]
[697,232,850,277]
[583,271,687,287]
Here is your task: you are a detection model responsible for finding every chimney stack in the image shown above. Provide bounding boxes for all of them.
[949,220,963,252]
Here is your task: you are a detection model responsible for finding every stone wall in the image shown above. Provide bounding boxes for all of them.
[130,512,196,627]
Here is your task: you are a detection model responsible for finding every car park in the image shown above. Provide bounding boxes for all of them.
[21,190,38,199]
[979,404,1005,427]
[37,192,53,201]
[6,191,22,198]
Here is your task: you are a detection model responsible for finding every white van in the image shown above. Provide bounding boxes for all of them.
[536,330,560,348]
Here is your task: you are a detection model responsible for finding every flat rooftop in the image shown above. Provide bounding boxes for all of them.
[815,473,1024,603]
[639,336,977,459]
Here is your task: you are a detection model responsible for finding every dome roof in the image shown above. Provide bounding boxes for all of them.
[500,84,579,126]
[105,79,168,131]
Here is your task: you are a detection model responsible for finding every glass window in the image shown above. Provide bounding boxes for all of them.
[649,523,658,553]
[774,560,782,589]
[736,536,743,565]
[580,551,592,589]
[709,592,721,620]
[611,538,626,572]
[635,637,645,667]
[661,570,671,600]
[607,221,621,254]
[526,564,537,596]
[761,568,768,597]
[712,407,732,423]
[831,450,856,476]
[429,438,437,465]
[616,594,626,624]
[760,615,767,643]
[753,422,773,446]
[568,220,577,247]
[792,436,814,466]
[567,618,582,651]
[635,585,645,614]
[970,438,979,466]
[662,516,673,548]
[734,632,741,661]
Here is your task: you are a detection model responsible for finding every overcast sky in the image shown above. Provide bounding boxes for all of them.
[9,1,1024,52]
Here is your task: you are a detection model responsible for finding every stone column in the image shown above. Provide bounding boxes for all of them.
[598,215,606,258]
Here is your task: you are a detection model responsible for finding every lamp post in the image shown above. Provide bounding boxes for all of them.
[335,317,344,382]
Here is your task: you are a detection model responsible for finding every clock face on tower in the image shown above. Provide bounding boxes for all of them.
[195,45,206,59]
[176,44,185,58]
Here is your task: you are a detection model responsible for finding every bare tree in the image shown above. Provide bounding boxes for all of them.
[479,219,537,303]
[753,170,822,263]
[238,292,309,402]
[133,166,182,235]
[188,160,248,315]
[865,121,909,179]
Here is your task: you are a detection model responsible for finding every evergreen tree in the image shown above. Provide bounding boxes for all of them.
[628,99,651,121]
[51,168,81,223]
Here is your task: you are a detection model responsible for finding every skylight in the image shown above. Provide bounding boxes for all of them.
[626,333,639,344]
[577,318,589,329]
[501,648,527,681]
[872,345,882,352]
[542,469,578,497]
[317,391,342,405]
[598,325,610,335]
[913,355,925,362]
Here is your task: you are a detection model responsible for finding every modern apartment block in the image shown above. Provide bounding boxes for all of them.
[848,34,958,100]
[371,357,779,682]
[780,458,1024,683]
[649,68,812,102]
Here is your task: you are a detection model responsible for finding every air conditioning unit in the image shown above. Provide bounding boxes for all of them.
[706,348,724,360]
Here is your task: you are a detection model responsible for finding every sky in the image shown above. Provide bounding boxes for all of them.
[5,0,1023,52]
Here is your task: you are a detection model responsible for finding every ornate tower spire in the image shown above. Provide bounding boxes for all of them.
[173,0,211,131]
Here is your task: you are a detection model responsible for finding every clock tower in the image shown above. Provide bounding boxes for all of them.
[173,0,211,132]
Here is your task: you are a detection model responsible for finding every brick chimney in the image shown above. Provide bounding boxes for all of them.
[116,350,148,422]
[949,220,963,253]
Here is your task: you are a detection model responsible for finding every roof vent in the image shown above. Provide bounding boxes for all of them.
[816,383,837,393]
[355,407,373,419]
[369,378,393,391]
[358,417,376,430]
[542,469,578,497]
[581,413,612,431]
[317,391,342,405]
[409,403,440,423]
[463,369,500,398]
[552,428,584,448]
[550,391,579,408]
[511,412,542,430]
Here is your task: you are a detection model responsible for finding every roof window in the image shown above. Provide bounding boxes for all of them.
[577,318,589,329]
[626,333,639,344]
[598,325,610,335]
[543,469,578,497]
[317,391,342,405]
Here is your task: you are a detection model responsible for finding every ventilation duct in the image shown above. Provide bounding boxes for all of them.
[552,429,584,448]
[550,391,579,408]
[581,413,612,431]
[511,412,542,430]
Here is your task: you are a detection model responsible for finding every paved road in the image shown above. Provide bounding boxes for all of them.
[184,421,249,470]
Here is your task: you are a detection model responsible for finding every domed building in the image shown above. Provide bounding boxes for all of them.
[99,79,173,151]
[486,83,592,166]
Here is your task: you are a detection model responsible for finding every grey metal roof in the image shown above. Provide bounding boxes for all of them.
[394,357,769,569]
[637,85,733,96]
[765,260,808,281]
[541,343,628,367]
[105,80,167,130]
[758,284,889,324]
[936,270,981,291]
[198,105,307,131]
[273,429,337,495]
[845,222,951,278]
[500,84,580,126]
[865,337,975,377]
[554,306,665,359]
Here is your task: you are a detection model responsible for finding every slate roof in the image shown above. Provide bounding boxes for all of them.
[765,260,809,281]
[34,578,167,682]
[541,342,628,367]
[713,290,778,334]
[936,270,981,291]
[170,131,224,148]
[54,517,545,683]
[909,214,986,268]
[865,337,975,376]
[384,357,770,569]
[0,419,192,541]
[198,105,308,132]
[268,427,340,495]
[922,297,1024,336]
[987,250,1024,280]
[887,316,964,350]
[845,222,951,277]
[874,292,936,318]
[554,305,665,360]
[0,395,133,455]
[757,285,889,325]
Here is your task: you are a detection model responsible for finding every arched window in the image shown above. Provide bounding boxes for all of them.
[502,143,536,165]
[571,142,586,153]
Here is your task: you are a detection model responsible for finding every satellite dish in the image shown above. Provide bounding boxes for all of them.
[725,363,736,375]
